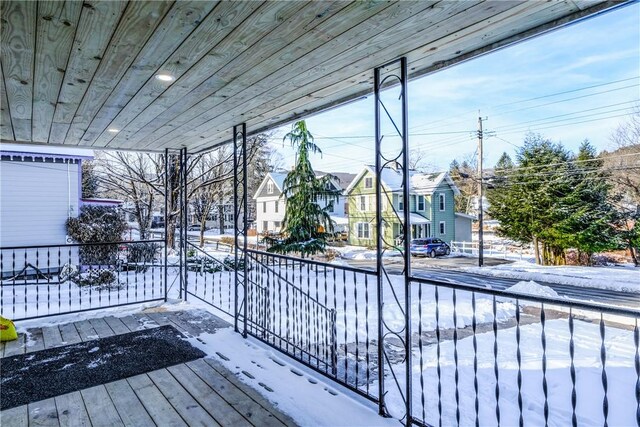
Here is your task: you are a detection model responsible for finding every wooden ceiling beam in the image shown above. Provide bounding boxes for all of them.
[75,1,217,147]
[32,1,82,143]
[1,0,36,142]
[49,0,127,144]
[64,0,174,145]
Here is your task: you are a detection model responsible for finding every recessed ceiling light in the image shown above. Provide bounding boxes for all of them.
[107,128,119,133]
[155,74,175,82]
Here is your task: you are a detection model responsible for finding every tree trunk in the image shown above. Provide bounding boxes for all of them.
[627,238,639,267]
[533,236,541,265]
[218,204,225,235]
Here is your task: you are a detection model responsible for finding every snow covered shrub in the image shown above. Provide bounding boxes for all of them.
[59,264,119,289]
[74,269,117,287]
[66,205,128,266]
[187,254,245,274]
[127,242,161,264]
[59,263,78,283]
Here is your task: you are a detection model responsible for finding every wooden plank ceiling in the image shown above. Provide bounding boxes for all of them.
[0,0,625,153]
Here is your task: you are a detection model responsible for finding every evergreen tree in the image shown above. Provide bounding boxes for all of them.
[488,133,573,264]
[266,121,341,257]
[488,135,619,265]
[82,160,99,198]
[559,140,619,264]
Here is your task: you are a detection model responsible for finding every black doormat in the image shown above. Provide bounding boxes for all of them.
[0,325,206,410]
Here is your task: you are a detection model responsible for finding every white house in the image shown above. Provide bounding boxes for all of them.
[253,171,355,235]
[0,144,93,247]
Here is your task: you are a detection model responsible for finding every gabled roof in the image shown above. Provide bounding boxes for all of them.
[345,165,460,196]
[254,170,355,199]
[253,172,287,200]
[316,171,357,191]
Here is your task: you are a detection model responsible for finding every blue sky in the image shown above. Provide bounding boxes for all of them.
[270,2,639,173]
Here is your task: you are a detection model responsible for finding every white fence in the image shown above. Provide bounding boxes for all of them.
[450,241,533,260]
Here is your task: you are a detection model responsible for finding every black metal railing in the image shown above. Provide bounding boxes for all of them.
[244,249,379,402]
[185,241,235,316]
[408,276,640,427]
[246,251,338,377]
[0,240,166,321]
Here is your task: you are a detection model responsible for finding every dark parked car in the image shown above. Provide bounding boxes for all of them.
[410,238,450,258]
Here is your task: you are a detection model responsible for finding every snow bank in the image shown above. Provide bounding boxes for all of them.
[463,261,640,293]
[506,280,559,298]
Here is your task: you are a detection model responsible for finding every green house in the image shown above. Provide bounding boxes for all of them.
[345,165,460,248]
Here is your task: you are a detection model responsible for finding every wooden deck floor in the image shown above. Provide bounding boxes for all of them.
[0,310,298,427]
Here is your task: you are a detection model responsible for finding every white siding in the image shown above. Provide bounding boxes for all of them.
[255,196,284,233]
[1,160,81,247]
[455,215,473,243]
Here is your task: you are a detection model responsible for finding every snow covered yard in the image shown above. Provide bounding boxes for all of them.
[3,252,638,426]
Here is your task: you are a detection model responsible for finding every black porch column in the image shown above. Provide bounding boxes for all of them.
[375,57,412,425]
[233,123,248,337]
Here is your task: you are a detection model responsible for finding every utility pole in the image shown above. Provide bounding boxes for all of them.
[477,115,485,267]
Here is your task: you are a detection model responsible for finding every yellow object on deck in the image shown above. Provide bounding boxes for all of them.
[0,316,18,342]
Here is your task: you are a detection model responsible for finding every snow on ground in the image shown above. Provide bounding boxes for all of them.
[407,317,638,427]
[463,261,640,293]
[188,327,396,427]
[505,280,560,298]
[332,245,401,260]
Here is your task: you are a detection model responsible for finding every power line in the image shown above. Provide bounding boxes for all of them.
[491,151,640,174]
[408,76,639,132]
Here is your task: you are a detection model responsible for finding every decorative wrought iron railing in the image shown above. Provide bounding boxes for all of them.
[244,250,378,401]
[0,240,166,321]
[185,241,235,317]
[408,276,640,427]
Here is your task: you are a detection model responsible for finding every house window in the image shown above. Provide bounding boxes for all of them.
[398,195,404,212]
[263,221,268,231]
[263,202,267,213]
[267,182,274,194]
[357,222,370,239]
[439,221,445,235]
[364,177,373,189]
[418,195,425,211]
[327,202,334,213]
[439,193,445,211]
[359,195,368,211]
[274,221,281,229]
[275,201,279,213]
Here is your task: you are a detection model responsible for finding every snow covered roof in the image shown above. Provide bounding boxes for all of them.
[408,213,430,224]
[329,215,349,225]
[315,171,357,191]
[455,212,477,220]
[345,165,460,196]
[0,143,94,160]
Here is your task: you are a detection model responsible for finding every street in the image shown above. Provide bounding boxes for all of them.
[345,257,640,309]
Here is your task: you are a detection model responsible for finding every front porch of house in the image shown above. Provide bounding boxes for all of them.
[1,1,639,425]
[0,308,299,427]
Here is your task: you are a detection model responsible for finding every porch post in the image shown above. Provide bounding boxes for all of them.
[164,148,169,302]
[181,147,188,300]
[374,57,412,425]
[233,123,248,337]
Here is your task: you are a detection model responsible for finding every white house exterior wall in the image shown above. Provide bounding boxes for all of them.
[1,159,81,247]
[255,195,284,233]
